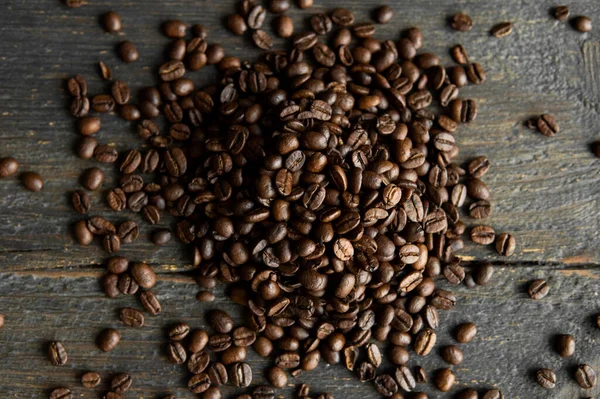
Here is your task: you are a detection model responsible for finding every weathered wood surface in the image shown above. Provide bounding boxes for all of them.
[0,0,598,398]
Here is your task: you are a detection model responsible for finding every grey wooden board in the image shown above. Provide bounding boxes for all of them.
[0,0,598,397]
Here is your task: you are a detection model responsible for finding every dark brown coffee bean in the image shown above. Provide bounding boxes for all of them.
[374,5,394,24]
[253,386,275,399]
[414,328,436,356]
[48,341,68,366]
[165,147,187,177]
[573,16,593,33]
[554,6,570,22]
[94,144,118,163]
[21,172,44,192]
[163,20,187,38]
[353,23,376,38]
[441,345,463,365]
[554,334,575,357]
[102,11,121,32]
[160,61,186,82]
[229,362,252,388]
[266,366,287,388]
[227,14,247,36]
[491,22,513,38]
[107,188,126,211]
[67,75,87,97]
[536,368,556,389]
[451,13,474,31]
[455,322,477,343]
[537,114,559,136]
[374,374,398,396]
[152,228,172,246]
[130,262,156,289]
[117,220,138,243]
[111,80,130,105]
[99,61,112,80]
[72,190,91,214]
[466,62,486,84]
[252,30,273,50]
[395,365,417,391]
[139,291,161,316]
[310,13,332,35]
[274,15,294,38]
[434,368,455,392]
[451,44,469,64]
[81,167,104,191]
[77,116,101,136]
[527,279,549,300]
[331,8,355,26]
[575,364,597,389]
[470,225,495,245]
[102,234,120,253]
[110,373,132,393]
[188,373,211,393]
[119,307,144,327]
[49,388,72,399]
[482,390,504,399]
[247,5,266,29]
[495,233,516,256]
[81,371,102,388]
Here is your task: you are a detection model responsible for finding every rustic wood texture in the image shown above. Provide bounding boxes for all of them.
[0,0,598,398]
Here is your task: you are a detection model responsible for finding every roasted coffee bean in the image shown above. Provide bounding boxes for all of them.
[536,368,556,389]
[267,366,287,388]
[573,16,593,33]
[208,310,233,333]
[0,157,18,178]
[208,362,228,385]
[555,334,575,357]
[94,144,118,163]
[554,6,570,22]
[414,328,436,356]
[275,352,300,368]
[469,200,492,219]
[441,345,463,365]
[434,368,455,392]
[227,14,247,36]
[48,341,68,366]
[311,13,332,35]
[451,13,474,31]
[374,374,398,397]
[248,5,266,29]
[468,156,490,177]
[130,262,156,289]
[112,81,130,105]
[253,386,275,399]
[230,362,253,387]
[455,322,477,343]
[575,364,597,389]
[528,279,549,300]
[495,233,516,256]
[473,262,495,285]
[99,61,112,80]
[118,41,139,63]
[103,234,121,253]
[102,11,122,32]
[110,373,132,393]
[81,167,104,191]
[375,5,393,24]
[21,172,44,192]
[81,371,102,388]
[274,15,294,38]
[49,388,72,399]
[67,75,87,97]
[72,190,91,214]
[451,44,469,64]
[252,30,273,50]
[356,361,377,382]
[470,225,495,245]
[491,21,513,38]
[537,114,559,137]
[188,373,211,394]
[140,291,161,315]
[119,307,144,327]
[71,96,89,117]
[353,23,376,38]
[163,20,186,38]
[395,365,416,391]
[78,116,101,136]
[466,62,486,84]
[167,341,187,365]
[197,291,215,302]
[107,188,127,211]
[482,390,504,399]
[152,229,172,246]
[269,0,290,13]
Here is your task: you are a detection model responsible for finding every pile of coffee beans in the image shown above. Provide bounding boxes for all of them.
[47,1,598,398]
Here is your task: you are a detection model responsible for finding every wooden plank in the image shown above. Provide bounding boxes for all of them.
[0,265,599,398]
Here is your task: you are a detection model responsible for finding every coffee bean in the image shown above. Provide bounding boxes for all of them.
[451,13,474,31]
[441,345,463,365]
[48,341,68,366]
[101,11,121,32]
[275,351,300,368]
[77,137,97,160]
[99,61,112,80]
[536,368,556,389]
[129,262,156,289]
[469,200,492,219]
[267,366,287,388]
[227,14,247,36]
[188,373,210,393]
[253,386,275,399]
[451,44,469,64]
[107,188,127,211]
[495,233,516,256]
[374,374,398,396]
[252,30,273,50]
[470,225,495,245]
[374,6,393,24]
[247,5,266,29]
[473,262,495,285]
[455,322,477,343]
[119,307,144,327]
[81,167,104,191]
[575,364,597,389]
[166,341,187,365]
[140,291,161,315]
[554,333,575,357]
[118,41,139,63]
[482,390,504,399]
[554,6,570,22]
[434,368,455,392]
[81,371,101,388]
[21,172,44,192]
[67,75,87,97]
[110,373,132,393]
[72,190,91,214]
[537,114,559,137]
[77,116,101,136]
[353,23,376,38]
[466,62,486,84]
[49,388,72,399]
[572,16,592,33]
[414,328,436,356]
[207,310,234,333]
[310,13,332,35]
[163,20,187,38]
[331,8,355,27]
[94,144,118,163]
[450,98,477,123]
[74,220,93,245]
[274,15,294,38]
[491,22,513,38]
[0,157,18,178]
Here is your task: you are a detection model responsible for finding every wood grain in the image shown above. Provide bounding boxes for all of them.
[0,0,598,398]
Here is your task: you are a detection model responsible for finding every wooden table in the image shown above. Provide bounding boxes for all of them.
[0,0,598,398]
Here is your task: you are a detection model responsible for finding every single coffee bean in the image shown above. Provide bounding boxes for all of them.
[81,371,101,388]
[554,6,570,22]
[208,362,229,385]
[253,386,275,399]
[227,14,247,36]
[575,364,597,389]
[81,167,104,191]
[72,190,91,214]
[119,307,144,327]
[110,373,132,393]
[0,157,18,178]
[49,388,72,399]
[451,13,474,31]
[117,220,139,244]
[469,200,492,219]
[118,41,139,63]
[468,156,490,177]
[97,328,120,352]
[455,322,477,343]
[297,0,313,8]
[140,291,161,315]
[67,75,87,97]
[573,16,592,33]
[103,234,121,254]
[168,342,187,364]
[197,291,215,302]
[274,15,294,38]
[331,8,355,27]
[152,229,172,245]
[267,366,287,388]
[247,5,267,29]
[94,144,118,163]
[310,13,333,35]
[77,116,101,136]
[441,345,463,365]
[482,390,504,399]
[130,262,156,289]
[21,172,44,191]
[208,310,234,333]
[395,365,416,391]
[168,322,190,341]
[451,44,469,64]
[102,11,122,32]
[374,6,394,24]
[473,262,495,285]
[99,61,112,80]
[230,362,253,388]
[163,20,187,38]
[374,374,399,396]
[536,368,556,389]
[491,22,513,38]
[495,233,516,256]
[555,334,575,357]
[269,0,290,13]
[434,368,455,392]
[112,80,130,105]
[537,114,559,136]
[48,341,68,366]
[414,328,436,356]
[74,220,93,245]
[470,225,495,245]
[466,62,486,84]
[77,137,97,160]
[528,279,549,300]
[189,330,209,353]
[252,30,273,50]
[107,188,127,211]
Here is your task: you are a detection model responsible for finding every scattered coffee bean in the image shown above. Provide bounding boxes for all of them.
[455,322,477,343]
[152,229,172,245]
[48,341,68,366]
[573,16,592,33]
[451,13,474,32]
[374,6,393,24]
[49,388,72,399]
[451,44,469,64]
[575,364,597,389]
[441,345,463,365]
[434,368,455,392]
[21,172,44,192]
[102,11,122,32]
[81,167,104,191]
[491,22,513,38]
[119,307,144,327]
[274,15,294,38]
[81,371,101,388]
[111,373,132,393]
[536,114,559,137]
[118,41,139,63]
[495,233,516,256]
[97,328,120,352]
[536,368,556,389]
[528,279,549,300]
[471,225,495,245]
[555,334,575,357]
